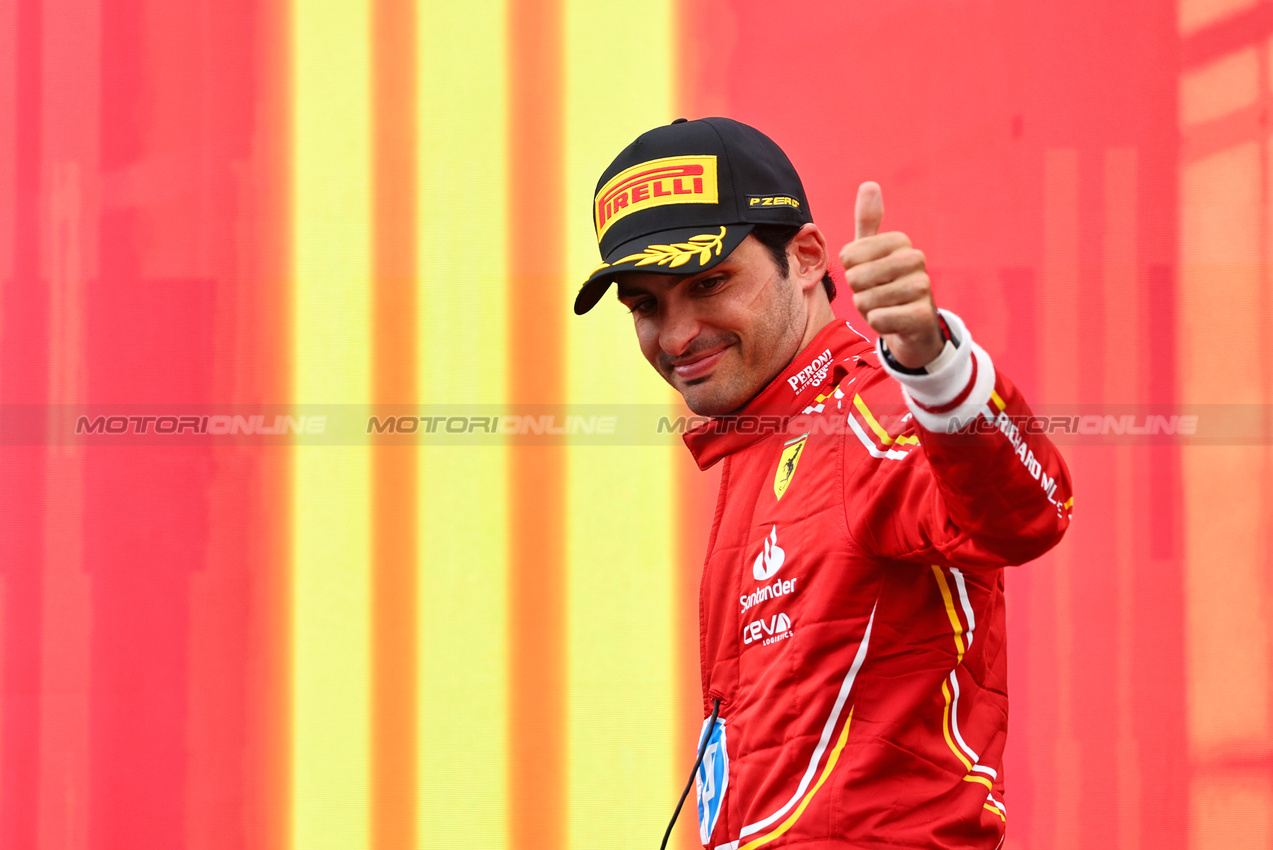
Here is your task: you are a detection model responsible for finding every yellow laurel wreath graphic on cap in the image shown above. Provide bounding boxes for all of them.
[613,226,726,269]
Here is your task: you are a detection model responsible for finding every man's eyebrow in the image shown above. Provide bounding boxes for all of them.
[616,280,673,299]
[615,283,645,299]
[616,268,723,299]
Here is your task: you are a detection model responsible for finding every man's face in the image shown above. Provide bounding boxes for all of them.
[614,235,806,416]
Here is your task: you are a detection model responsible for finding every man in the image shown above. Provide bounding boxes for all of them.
[575,117,1072,849]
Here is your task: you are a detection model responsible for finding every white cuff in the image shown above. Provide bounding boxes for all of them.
[877,310,997,433]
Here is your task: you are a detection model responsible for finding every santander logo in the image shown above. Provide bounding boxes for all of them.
[752,525,786,581]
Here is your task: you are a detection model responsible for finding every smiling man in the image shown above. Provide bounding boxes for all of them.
[575,117,1073,850]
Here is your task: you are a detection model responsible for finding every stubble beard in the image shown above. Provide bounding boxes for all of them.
[675,275,804,417]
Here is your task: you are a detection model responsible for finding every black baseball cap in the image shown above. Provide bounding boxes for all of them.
[574,117,813,315]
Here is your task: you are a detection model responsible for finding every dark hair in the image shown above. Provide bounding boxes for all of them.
[749,224,837,302]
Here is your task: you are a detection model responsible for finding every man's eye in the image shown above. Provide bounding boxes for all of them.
[628,299,656,316]
[695,276,725,292]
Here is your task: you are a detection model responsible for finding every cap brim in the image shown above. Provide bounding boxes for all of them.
[573,224,753,315]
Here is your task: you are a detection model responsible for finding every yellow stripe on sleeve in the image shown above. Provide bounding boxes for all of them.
[853,393,919,446]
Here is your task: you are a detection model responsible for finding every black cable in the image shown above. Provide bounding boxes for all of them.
[660,698,722,850]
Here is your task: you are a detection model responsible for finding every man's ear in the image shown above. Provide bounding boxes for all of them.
[787,223,828,294]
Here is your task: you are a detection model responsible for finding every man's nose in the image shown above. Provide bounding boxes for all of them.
[658,305,700,357]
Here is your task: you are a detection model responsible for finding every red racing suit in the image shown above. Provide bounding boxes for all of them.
[684,310,1072,849]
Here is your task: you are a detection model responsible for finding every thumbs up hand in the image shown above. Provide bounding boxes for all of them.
[839,182,944,370]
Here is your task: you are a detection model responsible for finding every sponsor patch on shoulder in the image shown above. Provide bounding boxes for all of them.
[788,348,833,394]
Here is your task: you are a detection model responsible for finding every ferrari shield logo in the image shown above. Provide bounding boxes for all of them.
[773,435,807,500]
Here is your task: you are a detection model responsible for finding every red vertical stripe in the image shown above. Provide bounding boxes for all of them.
[0,1,14,283]
[0,1,46,845]
[87,1,298,846]
[38,1,98,845]
[507,2,566,847]
[372,1,418,848]
[185,3,293,850]
[89,4,203,844]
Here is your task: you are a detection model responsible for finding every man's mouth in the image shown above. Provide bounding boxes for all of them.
[671,346,729,382]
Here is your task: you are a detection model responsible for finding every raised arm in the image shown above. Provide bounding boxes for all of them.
[840,183,1072,567]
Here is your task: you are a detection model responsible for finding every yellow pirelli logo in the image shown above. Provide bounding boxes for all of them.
[594,155,718,240]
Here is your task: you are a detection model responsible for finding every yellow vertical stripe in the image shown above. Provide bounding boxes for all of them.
[932,567,975,773]
[415,4,510,848]
[940,680,973,772]
[292,4,373,850]
[563,2,678,846]
[931,565,966,660]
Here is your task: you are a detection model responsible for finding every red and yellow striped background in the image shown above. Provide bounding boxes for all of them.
[1,1,1271,848]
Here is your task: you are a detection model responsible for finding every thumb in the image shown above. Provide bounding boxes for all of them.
[855,181,884,240]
